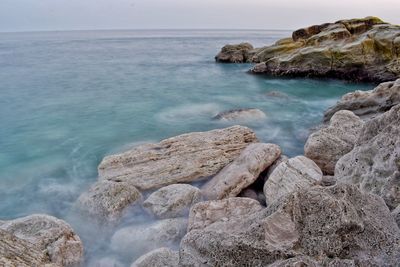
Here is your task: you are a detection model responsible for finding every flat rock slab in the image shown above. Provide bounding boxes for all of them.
[305,110,364,174]
[202,143,281,200]
[263,156,322,205]
[131,247,179,267]
[213,108,267,122]
[0,214,83,266]
[188,197,263,232]
[335,104,400,209]
[143,184,202,219]
[98,125,258,191]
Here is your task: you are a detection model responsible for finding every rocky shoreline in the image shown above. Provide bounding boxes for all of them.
[2,17,400,267]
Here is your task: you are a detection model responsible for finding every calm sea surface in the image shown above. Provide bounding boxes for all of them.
[0,30,373,265]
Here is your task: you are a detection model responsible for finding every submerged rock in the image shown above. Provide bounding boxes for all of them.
[324,78,400,122]
[304,110,364,174]
[98,125,257,191]
[0,214,83,266]
[143,184,202,219]
[180,184,400,266]
[201,143,281,200]
[335,104,400,209]
[131,247,179,267]
[187,197,263,232]
[213,108,266,122]
[215,43,256,63]
[263,156,322,205]
[75,180,142,223]
[111,218,187,257]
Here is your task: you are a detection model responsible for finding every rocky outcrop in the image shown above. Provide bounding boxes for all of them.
[0,214,83,266]
[187,197,263,232]
[98,125,257,191]
[143,184,202,219]
[131,247,179,267]
[393,205,400,228]
[335,104,400,209]
[180,184,400,266]
[212,108,266,121]
[75,180,142,223]
[324,78,400,122]
[304,110,364,174]
[201,143,281,200]
[111,218,187,257]
[217,17,400,82]
[263,156,322,205]
[215,43,255,63]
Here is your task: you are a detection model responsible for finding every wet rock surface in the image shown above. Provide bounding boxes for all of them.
[212,108,267,122]
[215,43,256,63]
[131,247,179,267]
[305,110,364,174]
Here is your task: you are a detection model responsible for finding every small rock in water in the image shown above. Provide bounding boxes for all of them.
[213,108,266,122]
[143,184,202,219]
[215,42,255,63]
[202,143,281,200]
[263,156,322,205]
[187,197,263,232]
[131,247,179,267]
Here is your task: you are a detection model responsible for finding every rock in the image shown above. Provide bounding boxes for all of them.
[201,143,281,200]
[263,155,289,183]
[187,197,263,232]
[131,247,179,267]
[143,184,202,219]
[111,218,187,257]
[75,180,142,223]
[216,16,400,83]
[215,43,255,63]
[324,78,400,122]
[0,229,53,267]
[319,175,337,187]
[393,205,400,228]
[304,110,364,174]
[212,108,266,121]
[335,104,400,209]
[179,184,400,266]
[0,214,83,266]
[98,125,257,191]
[263,156,322,205]
[238,188,259,201]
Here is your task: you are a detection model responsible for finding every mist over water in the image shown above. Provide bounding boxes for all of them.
[0,29,373,265]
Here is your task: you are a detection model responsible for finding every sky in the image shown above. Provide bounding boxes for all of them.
[1,0,399,32]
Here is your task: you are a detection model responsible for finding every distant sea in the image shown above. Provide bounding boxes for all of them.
[0,30,372,264]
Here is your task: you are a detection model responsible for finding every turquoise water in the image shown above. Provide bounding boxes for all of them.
[0,30,372,264]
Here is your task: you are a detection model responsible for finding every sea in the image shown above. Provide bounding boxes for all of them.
[0,29,373,265]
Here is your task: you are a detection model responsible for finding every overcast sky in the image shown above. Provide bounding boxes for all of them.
[1,0,399,32]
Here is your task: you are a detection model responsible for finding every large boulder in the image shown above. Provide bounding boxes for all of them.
[304,110,364,174]
[74,180,142,223]
[131,247,179,267]
[98,125,257,191]
[143,184,202,219]
[335,104,400,209]
[201,143,281,200]
[111,218,187,258]
[324,78,400,122]
[263,156,322,205]
[215,43,256,63]
[218,17,400,83]
[187,197,263,232]
[180,184,400,266]
[0,214,83,266]
[212,108,267,122]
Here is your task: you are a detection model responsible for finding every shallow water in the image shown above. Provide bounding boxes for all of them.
[0,29,373,265]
